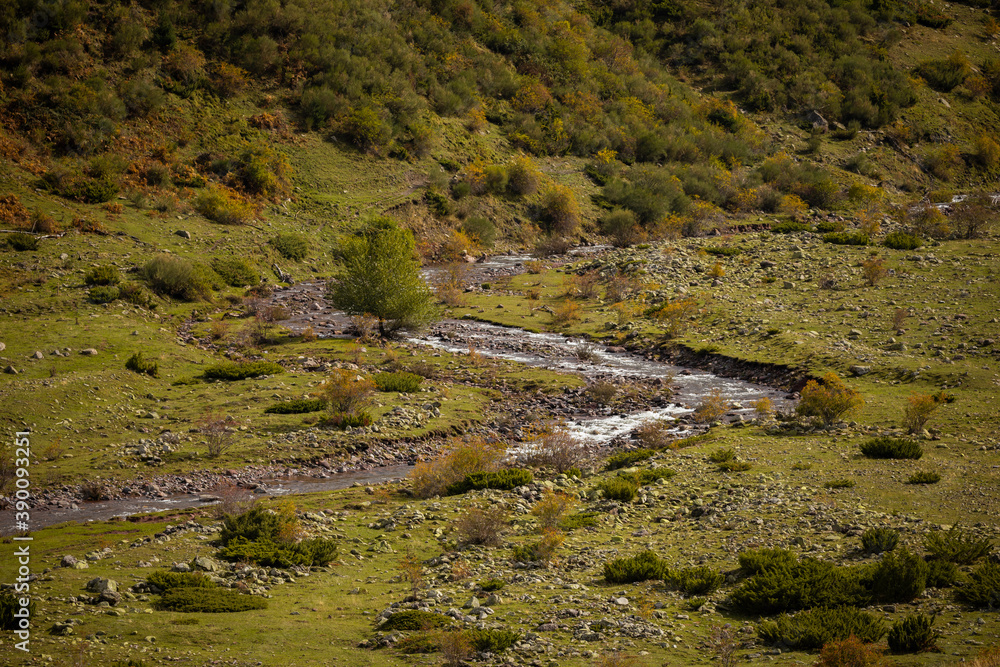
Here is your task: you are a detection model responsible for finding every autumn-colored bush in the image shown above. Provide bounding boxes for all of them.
[651,298,698,338]
[797,372,863,426]
[903,393,943,434]
[410,438,507,498]
[540,185,581,236]
[316,369,375,415]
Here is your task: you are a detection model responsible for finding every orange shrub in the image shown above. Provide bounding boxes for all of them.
[410,438,507,498]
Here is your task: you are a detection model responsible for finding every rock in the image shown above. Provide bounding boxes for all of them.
[60,555,77,568]
[613,597,629,606]
[71,562,89,570]
[85,577,118,595]
[171,562,191,572]
[99,590,122,606]
[80,348,98,356]
[32,350,43,359]
[848,365,871,377]
[760,261,776,269]
[175,230,191,239]
[3,365,17,374]
[782,281,795,289]
[887,342,906,351]
[463,596,480,609]
[0,342,5,352]
[805,110,829,131]
[191,556,221,572]
[50,622,74,636]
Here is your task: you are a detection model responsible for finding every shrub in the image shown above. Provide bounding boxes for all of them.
[738,548,796,576]
[907,471,941,485]
[651,297,698,339]
[7,232,38,251]
[461,216,497,248]
[531,490,576,532]
[861,528,899,554]
[601,209,643,247]
[814,634,889,667]
[1,590,36,630]
[396,633,440,654]
[511,529,563,564]
[520,427,588,474]
[479,579,506,592]
[271,233,309,261]
[88,285,120,304]
[202,361,284,381]
[826,479,856,489]
[926,559,958,588]
[730,558,869,615]
[220,506,288,545]
[693,388,730,423]
[410,438,507,498]
[634,420,675,449]
[560,513,600,530]
[708,448,736,464]
[883,231,922,250]
[146,571,214,592]
[860,256,887,287]
[797,372,864,426]
[454,504,508,547]
[218,537,337,568]
[771,221,810,234]
[506,156,541,196]
[316,368,374,415]
[84,266,121,286]
[758,607,887,650]
[958,562,1000,608]
[606,448,654,470]
[264,398,326,414]
[380,610,451,631]
[445,469,533,495]
[195,186,255,225]
[211,257,259,287]
[373,372,422,393]
[887,614,938,653]
[604,551,670,584]
[666,566,725,596]
[926,525,993,565]
[598,477,638,502]
[125,352,158,377]
[823,232,870,246]
[865,548,928,603]
[860,437,922,460]
[903,394,943,434]
[540,184,581,235]
[142,255,216,301]
[157,588,268,613]
[468,628,520,653]
[118,282,154,307]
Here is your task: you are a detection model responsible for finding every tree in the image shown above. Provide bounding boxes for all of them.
[327,217,435,337]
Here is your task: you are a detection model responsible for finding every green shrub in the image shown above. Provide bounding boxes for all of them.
[559,513,599,530]
[861,527,899,554]
[860,437,923,460]
[118,282,154,307]
[468,628,520,653]
[147,571,214,592]
[666,566,724,596]
[264,398,326,414]
[220,506,285,545]
[6,232,39,251]
[63,177,119,203]
[84,266,121,286]
[373,372,423,393]
[211,257,259,287]
[217,537,337,568]
[883,231,922,250]
[907,471,941,484]
[825,479,855,489]
[708,448,735,463]
[324,411,373,429]
[704,246,741,257]
[157,587,267,613]
[887,614,938,653]
[815,221,840,233]
[730,557,869,615]
[925,525,993,564]
[478,579,506,592]
[915,57,967,92]
[195,186,255,225]
[380,610,451,631]
[957,562,1000,608]
[823,232,870,246]
[717,460,753,472]
[771,221,810,234]
[738,548,796,576]
[395,633,439,654]
[865,548,928,603]
[202,361,284,381]
[445,469,533,495]
[125,352,158,377]
[605,448,654,470]
[1,590,36,630]
[618,468,676,485]
[143,255,216,301]
[88,285,120,304]
[461,216,497,248]
[271,233,309,261]
[604,551,670,584]
[757,607,887,650]
[926,559,959,588]
[597,477,638,502]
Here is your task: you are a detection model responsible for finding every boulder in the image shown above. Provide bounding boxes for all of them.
[85,577,118,595]
[60,555,78,568]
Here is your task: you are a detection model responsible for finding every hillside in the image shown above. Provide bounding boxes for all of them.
[2,0,1000,666]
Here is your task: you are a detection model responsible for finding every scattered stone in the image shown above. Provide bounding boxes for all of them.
[3,365,17,374]
[85,577,118,595]
[848,365,871,376]
[32,350,43,359]
[175,230,191,239]
[60,555,77,568]
[80,348,98,356]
